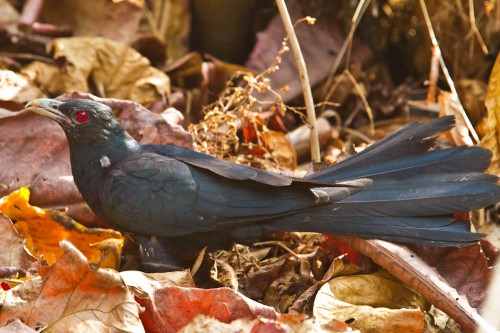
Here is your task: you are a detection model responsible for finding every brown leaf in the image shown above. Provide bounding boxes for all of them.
[22,37,170,105]
[131,283,277,333]
[335,236,489,332]
[41,0,143,43]
[0,70,45,105]
[0,319,36,333]
[0,241,144,332]
[246,0,373,103]
[314,270,426,333]
[483,53,500,177]
[179,314,319,333]
[0,110,79,205]
[0,214,35,269]
[438,91,474,146]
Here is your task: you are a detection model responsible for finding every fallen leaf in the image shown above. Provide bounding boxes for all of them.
[41,0,143,43]
[130,282,277,333]
[0,319,36,333]
[0,110,79,204]
[0,214,35,269]
[0,70,45,105]
[314,270,426,333]
[0,187,123,269]
[0,241,144,332]
[179,314,318,333]
[438,91,474,146]
[335,236,490,332]
[246,0,373,103]
[22,37,170,105]
[483,53,500,177]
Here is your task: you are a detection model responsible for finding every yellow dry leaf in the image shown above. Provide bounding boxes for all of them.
[483,53,500,177]
[0,187,123,269]
[22,36,170,105]
[0,70,45,103]
[314,270,427,333]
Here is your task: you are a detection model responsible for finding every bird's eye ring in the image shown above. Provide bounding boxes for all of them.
[75,111,88,123]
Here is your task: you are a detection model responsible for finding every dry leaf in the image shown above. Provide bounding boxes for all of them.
[132,284,277,333]
[483,53,500,177]
[0,70,45,105]
[0,109,79,203]
[246,0,372,103]
[0,187,123,269]
[22,37,170,105]
[179,314,318,333]
[335,236,491,332]
[0,241,144,332]
[438,91,474,146]
[0,319,36,333]
[0,214,35,269]
[41,0,143,43]
[314,270,426,333]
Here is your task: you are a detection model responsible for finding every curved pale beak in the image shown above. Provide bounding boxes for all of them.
[25,99,66,122]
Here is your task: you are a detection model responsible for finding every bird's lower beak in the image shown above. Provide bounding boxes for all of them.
[25,99,66,122]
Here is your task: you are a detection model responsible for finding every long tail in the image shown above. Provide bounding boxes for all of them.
[268,116,500,246]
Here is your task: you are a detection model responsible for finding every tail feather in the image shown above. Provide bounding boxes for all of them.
[332,173,500,217]
[308,116,467,182]
[266,215,483,246]
[310,146,492,182]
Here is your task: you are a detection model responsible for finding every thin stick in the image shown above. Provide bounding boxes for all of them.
[426,46,440,103]
[275,0,321,163]
[344,70,374,136]
[419,0,479,144]
[468,0,489,56]
[322,0,371,102]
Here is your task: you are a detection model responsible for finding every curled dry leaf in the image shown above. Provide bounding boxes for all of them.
[0,319,36,333]
[129,282,277,333]
[0,214,35,269]
[438,91,474,146]
[22,37,170,105]
[41,0,143,43]
[483,53,500,178]
[0,70,45,106]
[179,314,318,333]
[0,187,123,269]
[246,0,372,103]
[314,270,426,333]
[0,109,79,204]
[0,241,144,332]
[335,236,490,332]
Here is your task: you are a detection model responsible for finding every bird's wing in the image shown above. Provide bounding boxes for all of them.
[142,144,368,188]
[97,152,361,237]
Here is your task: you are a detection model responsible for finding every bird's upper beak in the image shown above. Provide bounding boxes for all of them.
[25,99,66,122]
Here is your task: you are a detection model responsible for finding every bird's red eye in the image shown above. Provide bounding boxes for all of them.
[75,111,88,123]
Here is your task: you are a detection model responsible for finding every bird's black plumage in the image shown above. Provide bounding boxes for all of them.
[25,98,500,258]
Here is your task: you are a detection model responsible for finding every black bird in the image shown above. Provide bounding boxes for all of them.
[26,99,500,266]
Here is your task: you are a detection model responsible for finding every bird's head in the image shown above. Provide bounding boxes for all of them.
[25,98,133,149]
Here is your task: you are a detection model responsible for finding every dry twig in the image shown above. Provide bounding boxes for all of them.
[275,0,321,163]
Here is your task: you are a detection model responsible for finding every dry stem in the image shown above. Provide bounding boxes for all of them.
[419,0,479,143]
[275,0,321,163]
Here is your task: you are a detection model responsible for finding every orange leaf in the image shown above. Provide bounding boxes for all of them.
[0,187,123,269]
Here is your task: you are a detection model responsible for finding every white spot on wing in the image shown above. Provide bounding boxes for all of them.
[100,155,111,168]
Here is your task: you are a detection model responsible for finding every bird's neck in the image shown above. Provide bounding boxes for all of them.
[68,132,141,209]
